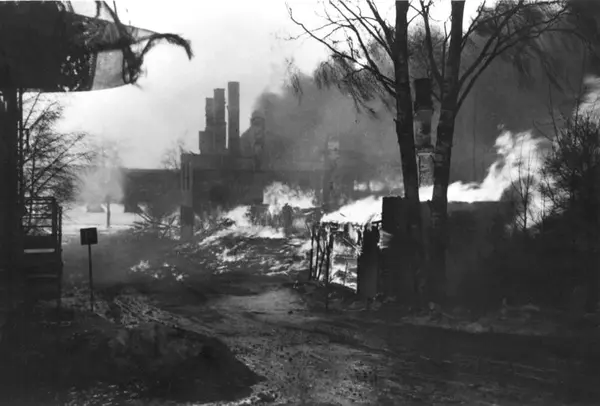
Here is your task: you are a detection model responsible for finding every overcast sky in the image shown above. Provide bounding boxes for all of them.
[58,0,481,168]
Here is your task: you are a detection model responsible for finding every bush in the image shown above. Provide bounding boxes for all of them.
[459,114,600,312]
[133,193,180,239]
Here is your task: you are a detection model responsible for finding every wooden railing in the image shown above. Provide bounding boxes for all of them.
[21,197,63,305]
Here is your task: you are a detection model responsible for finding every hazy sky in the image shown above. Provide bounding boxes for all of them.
[58,0,481,168]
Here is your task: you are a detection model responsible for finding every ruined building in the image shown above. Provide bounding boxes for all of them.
[179,82,328,238]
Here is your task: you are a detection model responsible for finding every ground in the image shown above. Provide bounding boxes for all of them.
[1,207,600,405]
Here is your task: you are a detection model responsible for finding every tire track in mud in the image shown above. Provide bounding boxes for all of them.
[61,229,598,406]
[175,284,597,406]
[143,285,392,405]
[164,287,511,405]
[68,280,596,405]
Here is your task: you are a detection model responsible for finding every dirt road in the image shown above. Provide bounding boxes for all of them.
[157,263,600,405]
[2,230,599,405]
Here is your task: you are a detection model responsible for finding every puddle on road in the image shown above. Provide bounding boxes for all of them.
[212,288,307,316]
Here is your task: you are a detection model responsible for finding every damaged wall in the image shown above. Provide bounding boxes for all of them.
[190,167,323,212]
[187,80,328,216]
[117,168,180,212]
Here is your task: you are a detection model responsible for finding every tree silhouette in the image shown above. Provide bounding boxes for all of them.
[288,0,589,301]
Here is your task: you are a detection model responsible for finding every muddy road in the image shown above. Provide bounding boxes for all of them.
[1,230,599,405]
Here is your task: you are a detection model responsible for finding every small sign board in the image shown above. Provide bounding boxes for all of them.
[80,227,98,246]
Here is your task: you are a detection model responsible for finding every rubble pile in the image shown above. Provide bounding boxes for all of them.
[175,229,308,278]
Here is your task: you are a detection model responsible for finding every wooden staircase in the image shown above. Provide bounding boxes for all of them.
[21,198,63,307]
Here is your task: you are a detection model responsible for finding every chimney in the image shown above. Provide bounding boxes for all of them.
[227,81,240,156]
[198,130,207,154]
[213,88,226,153]
[204,98,215,154]
[206,97,215,126]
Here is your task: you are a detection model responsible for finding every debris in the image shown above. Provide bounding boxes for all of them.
[464,322,487,334]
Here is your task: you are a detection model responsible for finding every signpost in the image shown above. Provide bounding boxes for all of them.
[80,227,98,312]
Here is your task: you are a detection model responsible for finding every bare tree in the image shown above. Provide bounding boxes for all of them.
[77,139,124,228]
[289,0,585,302]
[130,137,189,239]
[20,93,94,229]
[160,136,189,170]
[288,0,424,290]
[508,147,539,233]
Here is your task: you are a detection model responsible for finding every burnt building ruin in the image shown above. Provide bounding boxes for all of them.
[310,197,514,302]
[179,82,328,238]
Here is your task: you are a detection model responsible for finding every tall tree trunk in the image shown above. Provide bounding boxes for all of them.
[395,0,423,291]
[429,0,465,303]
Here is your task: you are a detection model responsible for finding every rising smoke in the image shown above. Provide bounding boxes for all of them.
[263,182,317,215]
[245,5,600,227]
[578,75,600,117]
[324,73,600,228]
[204,205,284,242]
[249,74,398,176]
[323,130,548,226]
[76,165,124,207]
[76,139,125,207]
[199,182,318,240]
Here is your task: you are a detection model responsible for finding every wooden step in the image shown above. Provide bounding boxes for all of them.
[23,251,59,261]
[27,273,61,280]
[24,248,58,254]
[22,262,61,270]
[22,261,61,269]
[26,267,61,276]
[22,259,62,269]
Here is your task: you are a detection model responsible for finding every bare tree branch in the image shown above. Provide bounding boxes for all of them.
[456,1,576,112]
[287,1,396,109]
[418,0,443,86]
[20,93,94,213]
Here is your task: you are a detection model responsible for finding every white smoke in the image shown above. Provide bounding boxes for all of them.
[321,196,382,224]
[199,205,284,245]
[77,165,124,206]
[578,75,600,117]
[323,130,546,225]
[262,182,317,215]
[421,131,545,202]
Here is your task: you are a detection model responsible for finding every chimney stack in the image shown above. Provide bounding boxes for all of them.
[202,98,215,154]
[213,88,226,153]
[227,81,240,156]
[205,97,215,126]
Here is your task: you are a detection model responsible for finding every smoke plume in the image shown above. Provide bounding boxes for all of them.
[76,139,125,206]
[263,182,316,215]
[247,74,398,180]
[77,165,124,206]
[323,130,547,225]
